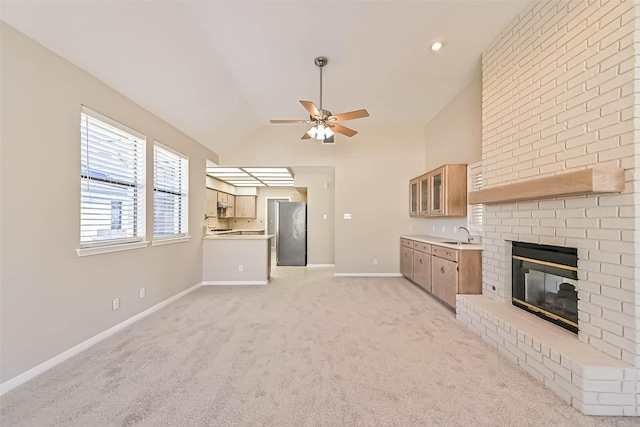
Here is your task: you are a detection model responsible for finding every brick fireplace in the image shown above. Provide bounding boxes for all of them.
[456,0,640,416]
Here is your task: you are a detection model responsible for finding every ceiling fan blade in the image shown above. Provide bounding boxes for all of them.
[300,100,320,117]
[331,124,358,137]
[270,119,309,124]
[330,109,369,122]
[301,132,311,140]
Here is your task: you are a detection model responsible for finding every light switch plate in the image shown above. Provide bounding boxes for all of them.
[343,213,352,219]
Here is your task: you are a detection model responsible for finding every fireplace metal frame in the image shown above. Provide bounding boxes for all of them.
[511,242,578,333]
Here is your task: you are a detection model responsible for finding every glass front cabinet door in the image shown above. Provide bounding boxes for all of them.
[409,178,419,216]
[419,173,430,216]
[430,166,445,215]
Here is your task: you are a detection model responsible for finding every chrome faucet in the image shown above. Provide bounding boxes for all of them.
[458,226,472,243]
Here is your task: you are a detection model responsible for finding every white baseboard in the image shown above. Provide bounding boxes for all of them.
[202,281,267,285]
[334,273,403,277]
[0,282,202,396]
[306,264,335,268]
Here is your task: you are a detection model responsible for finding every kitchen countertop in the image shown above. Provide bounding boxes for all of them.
[204,234,273,240]
[207,228,265,236]
[400,235,483,251]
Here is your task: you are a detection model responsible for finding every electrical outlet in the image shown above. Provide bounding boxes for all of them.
[432,225,436,232]
[238,265,243,272]
[373,258,378,265]
[441,226,446,232]
[140,288,146,299]
[112,298,120,311]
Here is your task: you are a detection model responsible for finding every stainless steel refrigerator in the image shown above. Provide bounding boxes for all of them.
[276,201,307,266]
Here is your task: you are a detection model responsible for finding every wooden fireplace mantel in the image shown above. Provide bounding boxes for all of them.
[468,168,625,205]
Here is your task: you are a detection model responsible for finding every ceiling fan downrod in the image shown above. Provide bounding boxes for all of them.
[315,56,327,112]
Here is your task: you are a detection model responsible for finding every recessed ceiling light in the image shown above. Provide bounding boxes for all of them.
[431,40,443,51]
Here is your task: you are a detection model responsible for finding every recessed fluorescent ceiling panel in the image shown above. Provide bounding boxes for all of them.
[206,167,294,187]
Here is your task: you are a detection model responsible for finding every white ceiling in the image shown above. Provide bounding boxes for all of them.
[1,0,529,154]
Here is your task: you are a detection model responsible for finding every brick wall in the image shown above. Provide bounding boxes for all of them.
[480,0,639,370]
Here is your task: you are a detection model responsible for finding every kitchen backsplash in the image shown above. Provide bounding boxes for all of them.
[229,218,265,229]
[206,217,265,230]
[206,217,228,230]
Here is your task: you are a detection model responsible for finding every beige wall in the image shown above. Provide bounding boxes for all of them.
[220,125,425,273]
[424,75,482,170]
[0,23,218,382]
[412,75,483,239]
[292,166,335,265]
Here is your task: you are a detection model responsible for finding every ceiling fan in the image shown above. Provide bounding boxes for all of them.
[270,57,369,142]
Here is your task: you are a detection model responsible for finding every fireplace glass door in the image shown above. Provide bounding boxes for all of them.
[512,242,578,333]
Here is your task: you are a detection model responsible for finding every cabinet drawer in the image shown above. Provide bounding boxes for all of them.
[413,242,431,254]
[400,238,414,248]
[432,245,458,262]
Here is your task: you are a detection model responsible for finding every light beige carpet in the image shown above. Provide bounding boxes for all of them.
[1,266,636,426]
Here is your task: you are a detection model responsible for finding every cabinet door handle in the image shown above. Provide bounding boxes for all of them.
[440,266,445,274]
[419,259,423,264]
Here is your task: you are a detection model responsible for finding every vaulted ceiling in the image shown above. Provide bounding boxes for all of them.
[1,1,528,154]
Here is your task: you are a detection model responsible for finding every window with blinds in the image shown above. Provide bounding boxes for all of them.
[80,107,146,247]
[468,162,483,232]
[153,142,189,239]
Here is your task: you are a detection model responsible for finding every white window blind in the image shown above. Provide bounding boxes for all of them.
[153,142,189,239]
[468,162,483,232]
[80,107,146,247]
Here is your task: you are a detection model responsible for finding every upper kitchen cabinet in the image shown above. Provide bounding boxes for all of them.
[206,189,218,217]
[235,196,256,218]
[409,178,419,217]
[227,194,235,217]
[409,164,467,217]
[430,164,467,216]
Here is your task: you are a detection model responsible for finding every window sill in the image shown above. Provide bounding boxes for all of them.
[151,236,191,247]
[76,241,150,257]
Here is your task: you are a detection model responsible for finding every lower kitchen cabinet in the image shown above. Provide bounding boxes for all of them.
[400,237,481,309]
[412,242,431,292]
[431,255,457,307]
[400,245,414,280]
[400,238,415,279]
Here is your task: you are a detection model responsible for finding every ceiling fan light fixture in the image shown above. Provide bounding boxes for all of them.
[431,40,443,51]
[271,56,369,142]
[324,127,334,138]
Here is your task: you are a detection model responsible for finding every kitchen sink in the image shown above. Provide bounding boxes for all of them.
[441,241,473,245]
